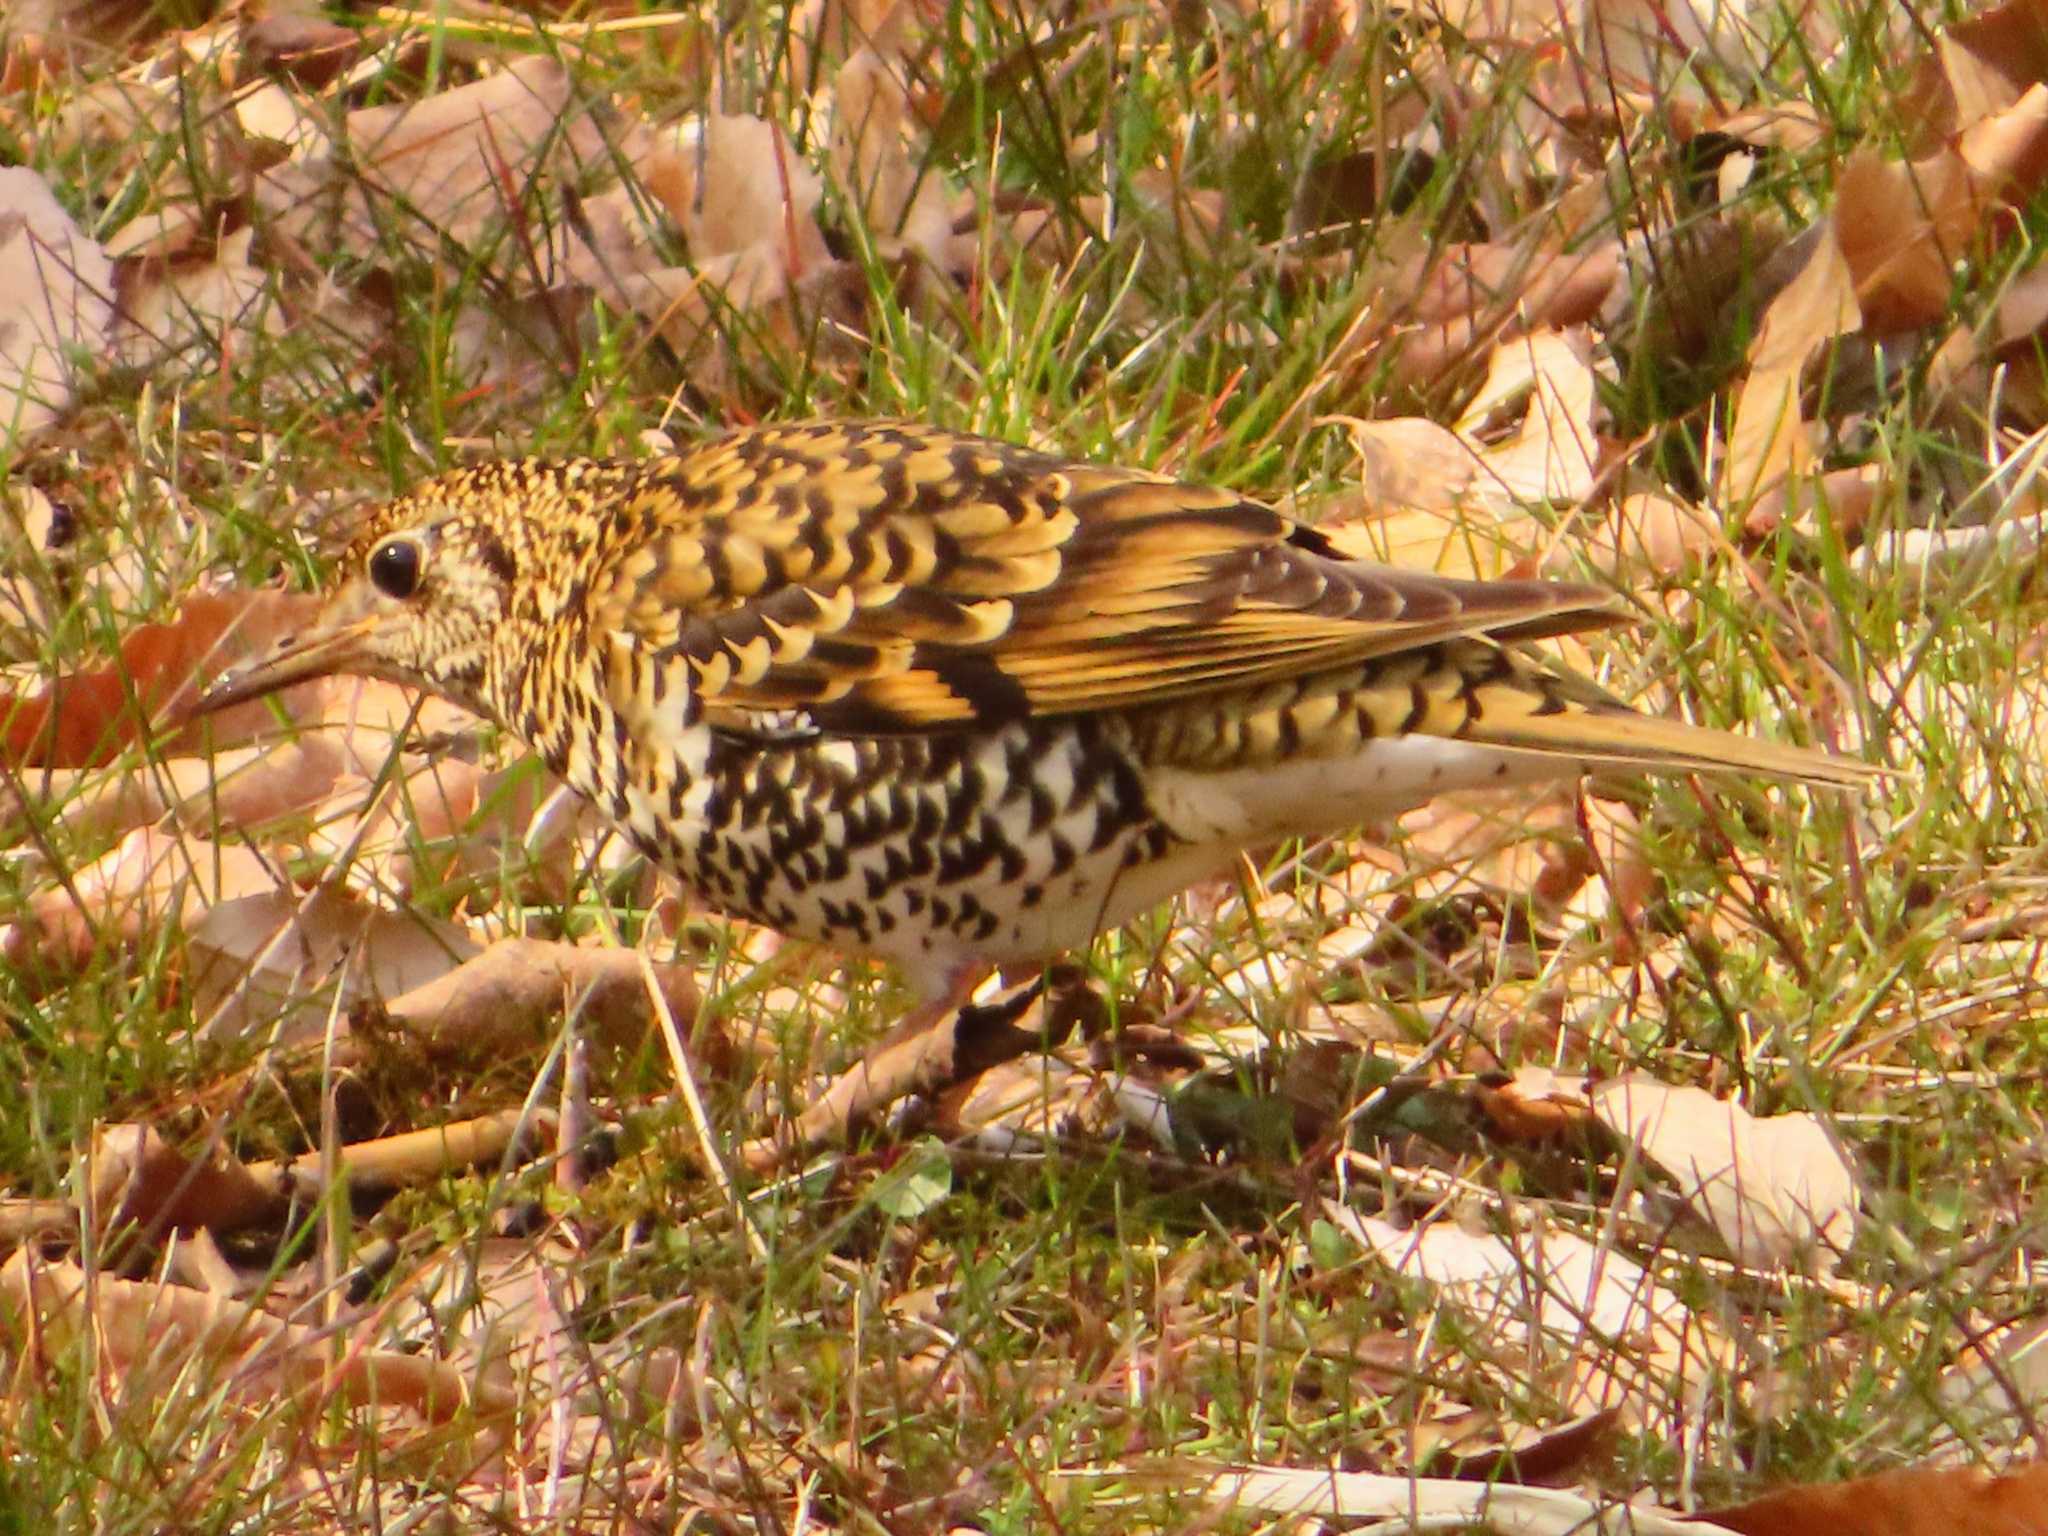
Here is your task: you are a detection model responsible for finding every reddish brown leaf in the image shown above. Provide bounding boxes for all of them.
[1696,1459,2048,1536]
[1,590,321,768]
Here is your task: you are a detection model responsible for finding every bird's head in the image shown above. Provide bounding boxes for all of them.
[195,461,623,724]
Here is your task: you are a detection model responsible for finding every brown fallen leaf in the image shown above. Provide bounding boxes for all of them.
[0,166,116,446]
[0,1250,517,1422]
[1838,85,2048,337]
[1590,1076,1861,1274]
[85,1121,286,1243]
[1694,1458,2048,1536]
[77,1110,565,1240]
[188,883,480,1044]
[1586,491,1725,579]
[1721,225,1855,502]
[1,826,283,974]
[364,936,703,1066]
[828,44,954,265]
[1,589,322,768]
[113,226,284,375]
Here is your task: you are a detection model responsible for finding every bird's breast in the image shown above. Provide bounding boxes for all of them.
[561,712,1176,970]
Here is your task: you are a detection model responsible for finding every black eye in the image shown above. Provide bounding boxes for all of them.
[367,538,422,599]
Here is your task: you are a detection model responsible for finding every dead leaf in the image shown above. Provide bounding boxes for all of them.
[0,1250,516,1422]
[188,883,480,1044]
[114,226,283,373]
[1722,226,1855,501]
[336,56,616,251]
[1475,329,1603,506]
[0,167,115,445]
[1695,1458,2048,1536]
[1590,1076,1861,1273]
[1327,1201,1720,1426]
[1587,490,1725,579]
[828,46,953,265]
[370,937,702,1065]
[84,1122,284,1238]
[0,590,323,768]
[2,826,281,973]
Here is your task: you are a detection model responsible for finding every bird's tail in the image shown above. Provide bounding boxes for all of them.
[1460,679,1885,790]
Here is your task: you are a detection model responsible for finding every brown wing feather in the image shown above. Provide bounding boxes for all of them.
[585,421,1628,733]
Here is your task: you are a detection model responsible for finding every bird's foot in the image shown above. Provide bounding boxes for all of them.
[737,963,1103,1173]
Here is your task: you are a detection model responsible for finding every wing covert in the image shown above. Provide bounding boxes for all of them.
[582,421,1626,735]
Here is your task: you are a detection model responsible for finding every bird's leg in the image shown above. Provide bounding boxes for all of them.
[739,957,991,1173]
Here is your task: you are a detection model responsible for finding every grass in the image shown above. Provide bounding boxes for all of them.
[1,0,2045,1528]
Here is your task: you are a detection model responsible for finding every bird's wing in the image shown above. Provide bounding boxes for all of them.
[584,421,1628,734]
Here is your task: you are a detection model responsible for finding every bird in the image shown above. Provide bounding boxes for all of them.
[195,420,1880,1156]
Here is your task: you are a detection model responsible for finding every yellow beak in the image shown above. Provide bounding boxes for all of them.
[190,613,383,716]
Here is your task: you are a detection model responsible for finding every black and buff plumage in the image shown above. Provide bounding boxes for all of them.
[198,420,1878,1029]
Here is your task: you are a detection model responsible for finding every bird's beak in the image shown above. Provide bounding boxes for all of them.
[191,613,382,716]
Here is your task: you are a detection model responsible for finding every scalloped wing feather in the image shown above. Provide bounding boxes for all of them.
[584,422,1629,733]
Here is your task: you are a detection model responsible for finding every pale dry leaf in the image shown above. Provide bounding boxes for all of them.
[189,882,479,1043]
[672,112,830,267]
[233,78,327,153]
[115,226,284,373]
[829,46,953,265]
[1585,490,1723,580]
[1323,501,1545,581]
[403,1233,583,1389]
[3,826,282,972]
[1166,1462,1717,1534]
[1476,329,1603,506]
[943,1044,1105,1147]
[261,56,615,258]
[0,1250,514,1422]
[1722,225,1855,502]
[570,114,849,386]
[1584,0,1722,95]
[781,0,915,103]
[1429,0,1578,46]
[0,480,63,638]
[1705,103,1829,157]
[0,167,115,445]
[1329,416,1483,513]
[1741,462,1884,540]
[1324,1201,1718,1425]
[44,74,180,166]
[1566,795,1655,930]
[102,205,206,262]
[282,937,702,1074]
[1456,328,1598,435]
[1589,1076,1861,1272]
[1392,782,1584,913]
[1934,1315,2048,1446]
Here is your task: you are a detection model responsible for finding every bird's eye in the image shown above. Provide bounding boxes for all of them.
[367,538,423,600]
